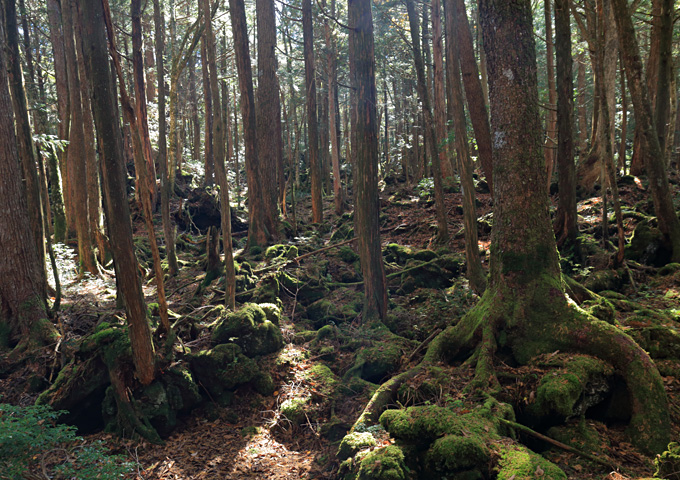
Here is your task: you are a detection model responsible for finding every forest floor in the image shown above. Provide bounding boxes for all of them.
[3,173,680,480]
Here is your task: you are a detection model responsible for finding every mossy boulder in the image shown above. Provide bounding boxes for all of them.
[307,364,340,398]
[546,420,605,455]
[265,244,299,261]
[582,296,617,325]
[625,220,672,267]
[280,396,309,425]
[351,342,402,383]
[583,269,624,293]
[356,445,407,480]
[305,288,363,327]
[655,442,680,480]
[398,259,452,295]
[338,431,377,460]
[212,303,284,357]
[251,273,281,306]
[337,245,360,263]
[629,327,680,360]
[658,263,680,276]
[188,343,259,404]
[425,435,491,478]
[529,355,613,419]
[495,443,566,480]
[383,244,415,264]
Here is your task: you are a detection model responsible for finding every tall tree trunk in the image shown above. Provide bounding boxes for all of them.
[4,0,47,292]
[229,0,270,246]
[202,0,235,309]
[62,0,97,275]
[652,0,673,160]
[451,0,493,193]
[303,0,323,223]
[80,0,156,386]
[406,0,449,243]
[553,0,579,247]
[201,38,214,186]
[577,50,589,158]
[611,0,680,261]
[47,0,71,242]
[444,0,486,294]
[188,53,203,184]
[325,0,344,214]
[0,28,56,351]
[544,0,557,189]
[618,55,628,173]
[349,0,387,321]
[103,0,170,334]
[155,0,179,276]
[255,0,282,237]
[432,0,453,179]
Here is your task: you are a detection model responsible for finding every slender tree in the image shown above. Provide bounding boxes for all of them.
[349,0,387,320]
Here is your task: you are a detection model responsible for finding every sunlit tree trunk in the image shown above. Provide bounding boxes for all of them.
[544,0,557,189]
[432,0,453,179]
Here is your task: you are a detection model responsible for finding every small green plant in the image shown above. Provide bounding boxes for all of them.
[0,403,134,479]
[415,178,435,199]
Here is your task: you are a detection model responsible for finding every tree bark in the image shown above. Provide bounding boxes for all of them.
[405,0,449,243]
[255,0,282,238]
[201,38,214,186]
[553,0,579,247]
[303,0,323,224]
[154,0,179,276]
[79,0,156,386]
[325,0,344,214]
[451,0,493,193]
[349,0,388,321]
[202,0,235,309]
[543,0,557,189]
[432,0,453,179]
[611,0,680,261]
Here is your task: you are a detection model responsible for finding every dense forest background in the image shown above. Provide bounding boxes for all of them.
[1,0,680,478]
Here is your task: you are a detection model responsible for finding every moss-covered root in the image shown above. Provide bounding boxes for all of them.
[109,368,163,444]
[563,318,670,454]
[350,366,422,433]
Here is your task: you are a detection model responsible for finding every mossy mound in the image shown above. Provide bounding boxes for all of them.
[494,442,566,480]
[383,244,416,264]
[307,364,340,398]
[583,269,624,293]
[425,434,490,478]
[280,396,309,425]
[265,244,299,261]
[250,273,282,306]
[398,259,450,295]
[212,303,284,357]
[338,431,378,460]
[528,354,614,419]
[350,342,403,383]
[355,445,408,480]
[629,326,680,360]
[337,245,360,263]
[305,288,364,328]
[625,220,672,267]
[546,419,606,456]
[188,343,259,405]
[581,296,617,325]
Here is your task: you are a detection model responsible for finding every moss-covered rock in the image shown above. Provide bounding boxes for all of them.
[280,396,309,425]
[356,445,407,480]
[306,288,363,327]
[398,259,451,295]
[582,296,617,325]
[625,220,672,267]
[383,244,415,264]
[546,419,605,455]
[338,431,377,460]
[629,327,680,360]
[529,355,613,418]
[494,443,566,480]
[265,244,299,261]
[337,245,360,263]
[307,364,340,398]
[583,269,624,293]
[425,435,491,477]
[251,273,281,306]
[351,343,402,383]
[212,303,284,357]
[188,343,259,405]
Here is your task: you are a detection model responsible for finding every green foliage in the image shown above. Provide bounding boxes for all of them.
[0,403,133,480]
[414,177,434,199]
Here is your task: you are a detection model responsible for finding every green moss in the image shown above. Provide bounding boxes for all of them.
[259,303,282,325]
[265,244,298,261]
[658,263,680,276]
[338,432,377,460]
[582,296,617,325]
[425,434,490,475]
[629,327,680,359]
[356,445,407,480]
[531,355,612,418]
[188,344,259,405]
[280,396,309,425]
[383,244,415,264]
[655,442,680,480]
[212,303,284,357]
[252,372,276,396]
[307,364,340,398]
[546,419,605,455]
[316,325,337,341]
[500,246,554,282]
[495,443,566,480]
[251,273,281,305]
[338,246,360,263]
[351,342,402,383]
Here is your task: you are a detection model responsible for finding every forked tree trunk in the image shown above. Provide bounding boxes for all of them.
[80,0,155,386]
[303,0,323,224]
[349,0,387,321]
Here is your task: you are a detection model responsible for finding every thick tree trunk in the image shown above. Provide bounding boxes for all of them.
[444,0,486,295]
[451,0,493,192]
[0,25,56,351]
[349,0,388,321]
[4,0,47,293]
[553,0,579,247]
[255,0,282,238]
[325,0,344,215]
[202,0,235,309]
[611,0,680,261]
[154,0,179,276]
[79,0,156,386]
[303,0,323,224]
